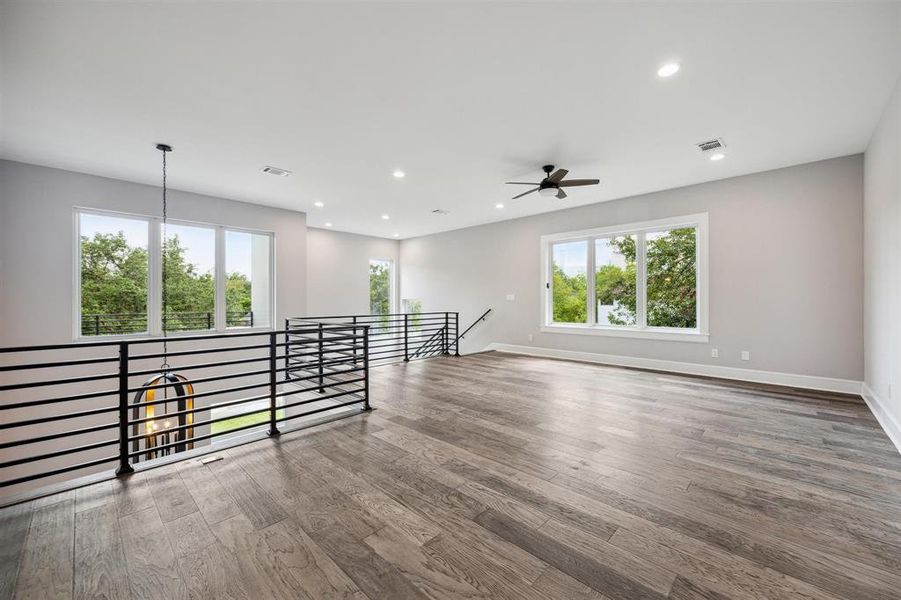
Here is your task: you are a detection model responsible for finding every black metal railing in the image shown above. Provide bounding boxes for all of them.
[80,311,257,336]
[0,325,369,496]
[285,312,459,376]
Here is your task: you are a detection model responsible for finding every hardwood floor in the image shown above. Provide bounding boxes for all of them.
[3,351,901,599]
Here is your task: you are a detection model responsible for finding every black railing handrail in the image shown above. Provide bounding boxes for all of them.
[288,311,455,321]
[457,308,492,341]
[82,310,257,318]
[285,311,460,371]
[0,323,360,354]
[0,326,371,495]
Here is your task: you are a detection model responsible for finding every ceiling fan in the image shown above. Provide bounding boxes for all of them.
[506,164,600,200]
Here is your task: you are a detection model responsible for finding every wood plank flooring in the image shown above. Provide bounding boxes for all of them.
[3,351,901,599]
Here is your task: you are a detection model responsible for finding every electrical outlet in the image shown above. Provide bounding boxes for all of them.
[711,348,719,358]
[741,350,750,361]
[506,293,515,301]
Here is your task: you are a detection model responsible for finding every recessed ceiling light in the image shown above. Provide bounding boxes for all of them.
[392,233,399,238]
[708,152,726,161]
[393,170,405,178]
[324,222,333,227]
[381,214,390,220]
[657,62,680,78]
[495,203,504,209]
[313,200,324,208]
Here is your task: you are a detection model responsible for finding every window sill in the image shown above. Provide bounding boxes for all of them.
[540,324,709,343]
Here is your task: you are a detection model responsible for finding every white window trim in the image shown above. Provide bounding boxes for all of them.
[73,207,276,341]
[539,213,709,343]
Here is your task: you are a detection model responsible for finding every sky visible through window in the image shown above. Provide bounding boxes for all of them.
[81,216,255,280]
[553,241,587,276]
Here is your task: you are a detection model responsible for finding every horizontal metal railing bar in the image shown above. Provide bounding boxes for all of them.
[0,391,113,411]
[126,367,271,394]
[0,438,119,470]
[0,420,119,450]
[126,375,367,426]
[0,355,119,372]
[127,390,364,457]
[279,389,364,413]
[0,456,118,489]
[288,311,452,321]
[0,370,121,392]
[128,354,272,377]
[130,343,271,361]
[132,364,365,411]
[276,398,365,424]
[0,404,119,430]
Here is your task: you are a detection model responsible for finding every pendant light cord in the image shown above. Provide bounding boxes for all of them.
[159,144,171,371]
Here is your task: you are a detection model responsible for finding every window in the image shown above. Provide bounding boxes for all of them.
[225,230,272,329]
[76,209,274,338]
[541,214,708,342]
[551,240,588,324]
[79,212,150,336]
[369,259,394,316]
[163,223,216,331]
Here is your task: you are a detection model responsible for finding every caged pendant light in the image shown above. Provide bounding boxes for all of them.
[131,144,195,460]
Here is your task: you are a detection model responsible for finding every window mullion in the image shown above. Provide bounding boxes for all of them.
[215,227,226,331]
[637,231,647,329]
[586,238,596,326]
[149,218,162,336]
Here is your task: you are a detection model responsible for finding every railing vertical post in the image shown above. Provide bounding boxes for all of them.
[207,312,212,330]
[454,312,460,356]
[250,311,254,328]
[95,315,100,336]
[268,331,280,436]
[444,312,450,355]
[352,316,359,366]
[115,342,134,476]
[404,313,409,362]
[363,325,371,411]
[318,322,325,393]
[284,318,290,381]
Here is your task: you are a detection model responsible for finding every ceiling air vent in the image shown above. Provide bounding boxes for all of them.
[696,138,725,153]
[262,166,292,177]
[431,209,450,215]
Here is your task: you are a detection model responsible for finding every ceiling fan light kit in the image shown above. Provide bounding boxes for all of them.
[505,164,600,200]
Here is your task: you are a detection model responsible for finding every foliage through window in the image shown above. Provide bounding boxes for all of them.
[369,259,393,317]
[77,210,273,337]
[544,215,705,337]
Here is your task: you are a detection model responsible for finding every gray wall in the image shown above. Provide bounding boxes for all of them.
[307,227,399,317]
[0,160,308,346]
[864,76,901,434]
[401,155,864,381]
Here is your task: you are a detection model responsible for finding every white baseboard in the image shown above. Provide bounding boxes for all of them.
[483,343,863,396]
[861,383,901,456]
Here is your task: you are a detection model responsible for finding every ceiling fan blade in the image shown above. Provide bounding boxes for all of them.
[548,168,569,183]
[558,179,600,187]
[505,182,540,185]
[556,188,567,199]
[512,187,539,199]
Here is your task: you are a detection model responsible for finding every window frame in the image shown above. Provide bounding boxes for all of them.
[368,257,397,315]
[73,207,275,340]
[540,213,709,343]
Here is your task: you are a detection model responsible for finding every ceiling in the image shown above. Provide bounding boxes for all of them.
[2,1,899,239]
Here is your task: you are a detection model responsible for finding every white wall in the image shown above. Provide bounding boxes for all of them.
[402,156,864,384]
[0,160,307,346]
[864,76,901,448]
[306,227,399,317]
